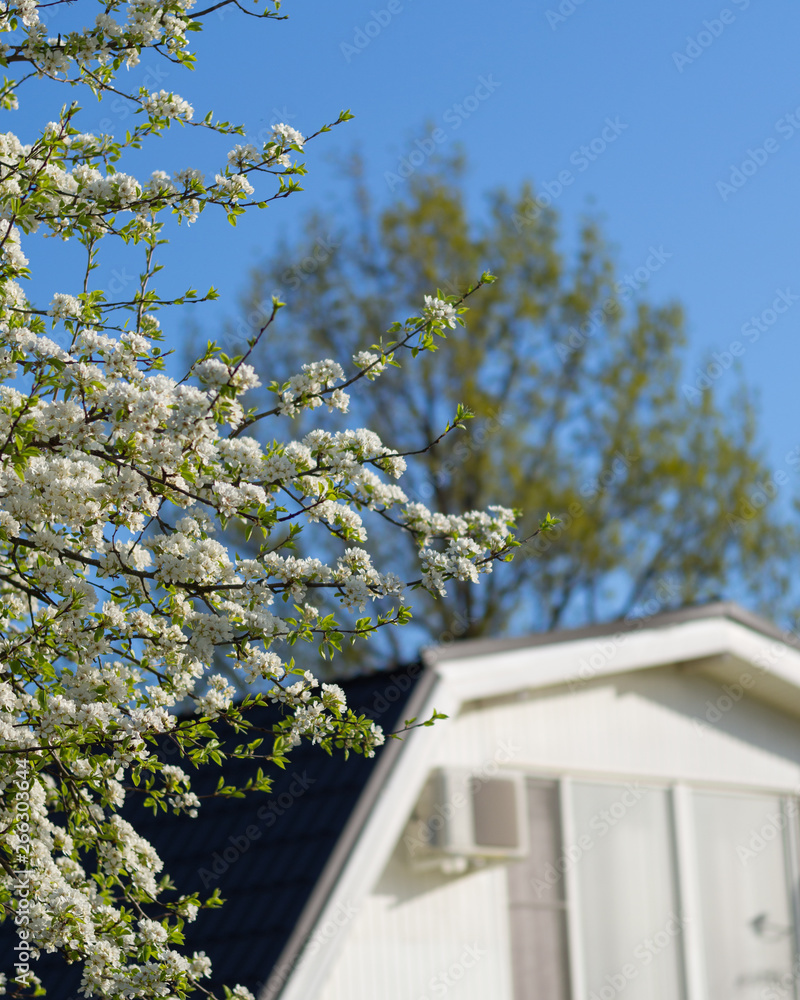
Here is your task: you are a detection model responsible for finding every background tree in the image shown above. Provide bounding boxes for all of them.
[213,151,798,664]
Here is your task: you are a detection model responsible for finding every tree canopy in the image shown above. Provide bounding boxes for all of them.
[219,152,798,662]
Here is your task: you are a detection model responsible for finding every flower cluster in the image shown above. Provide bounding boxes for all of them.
[423,294,458,328]
[271,122,305,148]
[353,349,388,380]
[142,89,195,121]
[277,358,350,414]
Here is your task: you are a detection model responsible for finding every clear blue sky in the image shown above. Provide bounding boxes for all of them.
[31,0,800,472]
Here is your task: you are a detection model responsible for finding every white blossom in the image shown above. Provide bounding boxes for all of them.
[271,122,305,148]
[48,292,82,319]
[143,89,194,120]
[423,293,458,328]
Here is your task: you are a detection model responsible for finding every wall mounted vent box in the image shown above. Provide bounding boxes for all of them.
[406,768,529,872]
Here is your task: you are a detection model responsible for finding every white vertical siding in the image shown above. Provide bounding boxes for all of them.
[311,663,800,1000]
[317,842,514,1000]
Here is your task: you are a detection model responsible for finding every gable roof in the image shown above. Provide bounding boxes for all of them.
[276,602,800,1000]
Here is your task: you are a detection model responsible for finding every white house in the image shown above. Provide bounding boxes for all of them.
[268,602,800,1000]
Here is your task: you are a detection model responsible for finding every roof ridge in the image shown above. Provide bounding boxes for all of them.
[423,601,796,664]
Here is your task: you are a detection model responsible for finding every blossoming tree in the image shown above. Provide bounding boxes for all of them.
[0,1,554,996]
